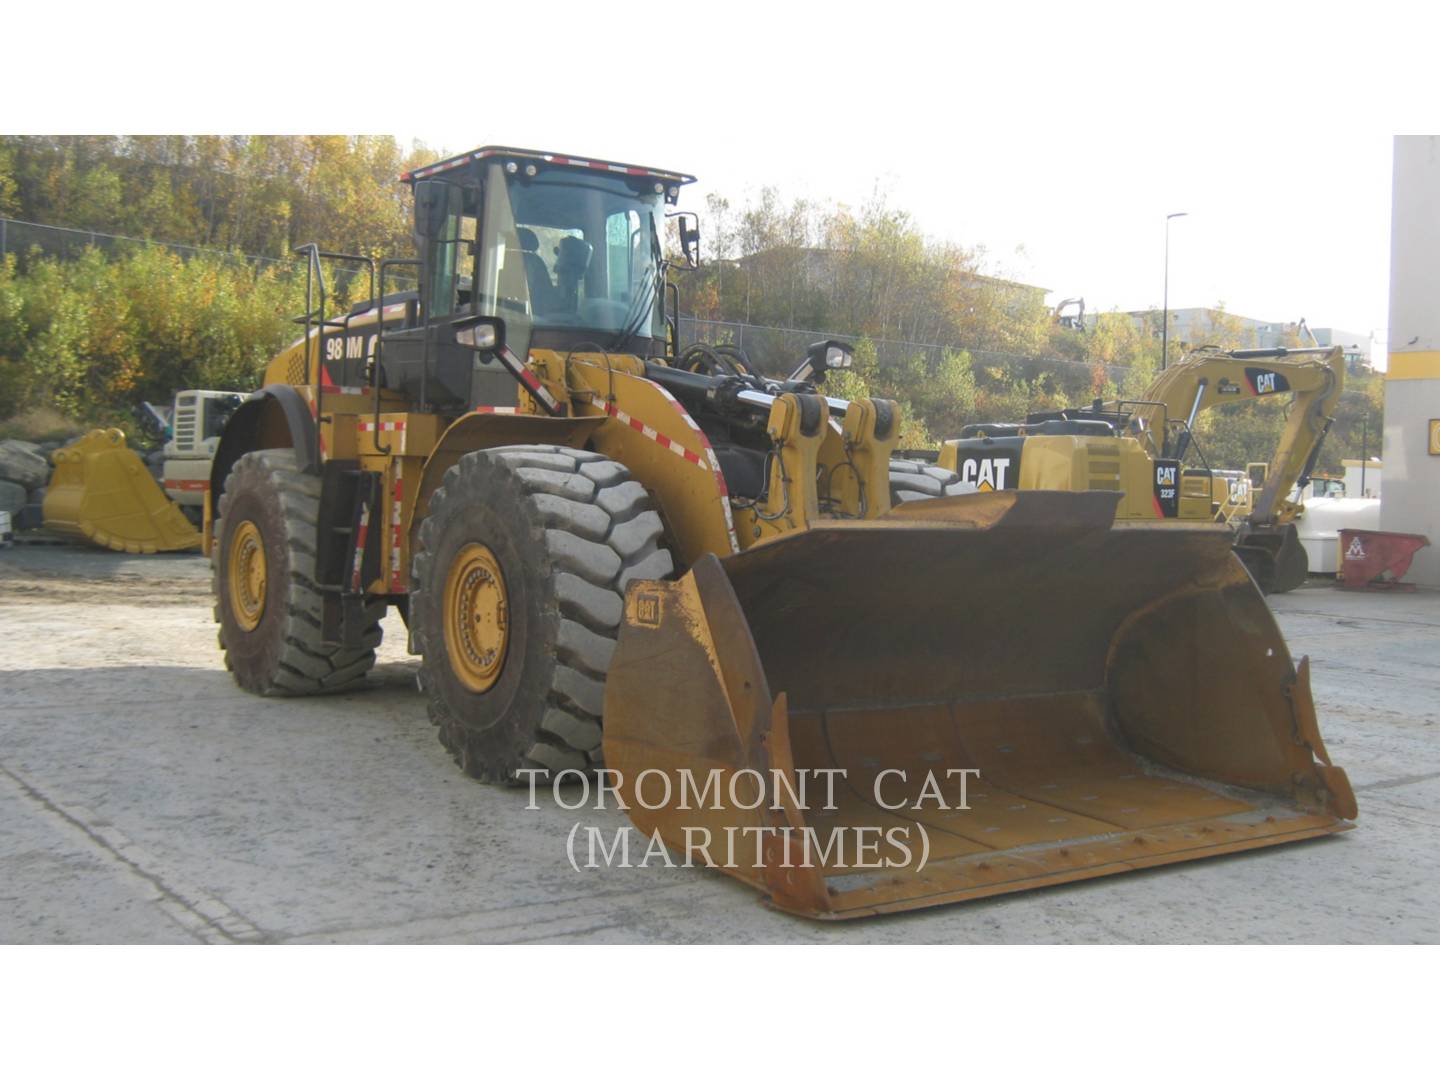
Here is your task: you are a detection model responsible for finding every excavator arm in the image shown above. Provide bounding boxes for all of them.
[1126,346,1345,527]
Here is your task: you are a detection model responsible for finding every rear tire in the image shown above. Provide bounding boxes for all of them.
[213,449,385,695]
[410,446,673,783]
[888,459,973,505]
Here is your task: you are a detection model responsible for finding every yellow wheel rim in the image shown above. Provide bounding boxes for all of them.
[228,520,267,632]
[444,543,510,693]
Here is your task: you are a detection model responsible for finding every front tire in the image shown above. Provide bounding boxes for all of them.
[213,449,384,694]
[411,446,673,783]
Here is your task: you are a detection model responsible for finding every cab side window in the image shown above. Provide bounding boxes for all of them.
[425,184,477,320]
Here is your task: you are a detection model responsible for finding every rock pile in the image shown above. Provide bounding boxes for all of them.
[0,438,61,526]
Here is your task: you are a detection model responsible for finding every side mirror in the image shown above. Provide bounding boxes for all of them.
[669,212,701,268]
[788,340,854,385]
[820,342,853,371]
[452,314,505,352]
[414,180,450,239]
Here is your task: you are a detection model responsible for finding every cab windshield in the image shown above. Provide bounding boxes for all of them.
[475,162,667,354]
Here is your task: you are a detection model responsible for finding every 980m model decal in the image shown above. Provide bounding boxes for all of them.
[324,332,377,363]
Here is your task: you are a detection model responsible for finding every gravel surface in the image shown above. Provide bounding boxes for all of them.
[2,543,1436,943]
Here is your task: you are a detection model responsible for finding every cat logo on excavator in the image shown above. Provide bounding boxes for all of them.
[956,455,1014,492]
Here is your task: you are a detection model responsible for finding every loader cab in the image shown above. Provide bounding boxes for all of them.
[385,147,695,412]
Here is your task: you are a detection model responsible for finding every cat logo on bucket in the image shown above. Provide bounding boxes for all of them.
[1345,535,1366,560]
[635,592,662,627]
[958,456,1013,492]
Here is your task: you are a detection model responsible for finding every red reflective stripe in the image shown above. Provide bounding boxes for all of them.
[606,402,710,472]
[587,370,738,553]
[350,504,371,591]
[1152,495,1165,518]
[390,474,405,592]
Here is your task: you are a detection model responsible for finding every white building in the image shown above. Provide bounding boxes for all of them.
[1112,309,1371,366]
[1379,135,1440,585]
[1309,327,1372,368]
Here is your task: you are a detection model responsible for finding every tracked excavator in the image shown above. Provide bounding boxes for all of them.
[204,146,1354,918]
[941,346,1345,593]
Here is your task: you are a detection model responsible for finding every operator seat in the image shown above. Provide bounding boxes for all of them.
[554,235,593,315]
[517,227,559,315]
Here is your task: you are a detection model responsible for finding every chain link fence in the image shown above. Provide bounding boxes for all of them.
[0,217,413,309]
[677,316,1132,390]
[0,218,1128,389]
[0,217,286,272]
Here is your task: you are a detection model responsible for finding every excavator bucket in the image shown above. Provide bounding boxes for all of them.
[604,491,1356,919]
[42,429,201,554]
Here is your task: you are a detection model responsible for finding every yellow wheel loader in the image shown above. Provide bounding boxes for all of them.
[939,346,1345,593]
[205,146,1354,918]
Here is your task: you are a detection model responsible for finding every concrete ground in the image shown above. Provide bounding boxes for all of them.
[1,542,1436,944]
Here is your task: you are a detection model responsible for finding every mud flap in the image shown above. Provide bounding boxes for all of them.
[603,491,1355,919]
[42,429,201,554]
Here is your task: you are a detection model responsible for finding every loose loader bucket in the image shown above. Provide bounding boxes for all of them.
[604,491,1356,919]
[42,429,201,554]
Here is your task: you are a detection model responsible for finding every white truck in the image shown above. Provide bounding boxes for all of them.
[143,390,245,525]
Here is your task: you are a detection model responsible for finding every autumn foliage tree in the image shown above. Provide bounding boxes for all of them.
[0,137,1383,468]
[0,135,436,262]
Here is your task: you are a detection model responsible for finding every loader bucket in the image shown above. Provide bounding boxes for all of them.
[42,429,201,554]
[603,491,1356,919]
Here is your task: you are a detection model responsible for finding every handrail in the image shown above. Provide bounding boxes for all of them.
[292,244,374,468]
[374,258,423,454]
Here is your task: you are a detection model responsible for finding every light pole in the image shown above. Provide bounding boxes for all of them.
[1161,211,1188,370]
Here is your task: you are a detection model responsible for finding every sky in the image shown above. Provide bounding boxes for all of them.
[422,125,1396,354]
[13,1,1434,366]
